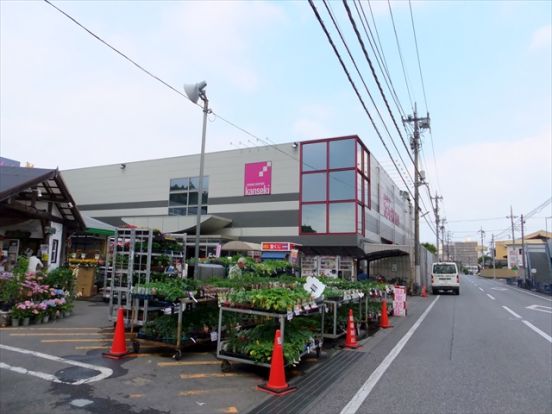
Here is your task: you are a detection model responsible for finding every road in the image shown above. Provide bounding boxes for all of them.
[1,280,550,414]
[304,275,552,414]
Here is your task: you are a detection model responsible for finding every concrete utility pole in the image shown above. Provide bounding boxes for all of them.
[478,227,486,268]
[432,193,443,261]
[507,206,518,269]
[520,214,528,286]
[440,218,446,261]
[491,234,496,279]
[403,104,430,291]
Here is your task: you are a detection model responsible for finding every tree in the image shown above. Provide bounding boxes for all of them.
[421,242,437,254]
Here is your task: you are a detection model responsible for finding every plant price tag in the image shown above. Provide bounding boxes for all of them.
[294,304,302,315]
[210,331,218,342]
[287,311,294,321]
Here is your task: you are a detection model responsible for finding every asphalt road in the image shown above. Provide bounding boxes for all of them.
[306,274,552,414]
[1,279,550,414]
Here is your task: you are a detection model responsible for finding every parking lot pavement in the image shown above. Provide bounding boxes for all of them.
[0,299,305,413]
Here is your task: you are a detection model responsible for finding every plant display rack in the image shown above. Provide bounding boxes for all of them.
[107,228,186,326]
[322,295,364,339]
[130,294,217,360]
[216,304,324,371]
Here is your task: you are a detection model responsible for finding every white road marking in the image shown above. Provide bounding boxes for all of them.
[340,296,440,414]
[502,306,522,319]
[479,287,484,292]
[526,304,552,314]
[0,344,112,385]
[522,320,552,343]
[509,288,552,302]
[486,294,496,300]
[491,288,507,291]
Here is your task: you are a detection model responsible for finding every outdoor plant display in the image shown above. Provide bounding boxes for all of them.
[133,279,199,302]
[220,287,314,313]
[223,317,319,365]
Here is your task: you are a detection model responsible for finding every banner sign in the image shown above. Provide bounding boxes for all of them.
[393,286,406,317]
[244,161,272,196]
[261,242,297,251]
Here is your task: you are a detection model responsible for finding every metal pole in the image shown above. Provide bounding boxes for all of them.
[194,95,209,275]
[491,234,496,279]
[508,206,517,270]
[520,214,527,287]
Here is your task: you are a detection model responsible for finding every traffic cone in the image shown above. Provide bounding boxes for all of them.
[379,301,393,329]
[421,286,427,298]
[343,308,360,349]
[257,329,296,396]
[103,307,132,359]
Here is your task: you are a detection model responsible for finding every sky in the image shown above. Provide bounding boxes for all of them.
[1,0,551,245]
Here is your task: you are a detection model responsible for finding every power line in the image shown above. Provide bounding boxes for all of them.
[343,0,415,166]
[323,1,414,186]
[308,0,418,207]
[408,0,428,113]
[387,0,414,111]
[356,1,407,121]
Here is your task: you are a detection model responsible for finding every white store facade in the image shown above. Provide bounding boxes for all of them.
[62,135,426,284]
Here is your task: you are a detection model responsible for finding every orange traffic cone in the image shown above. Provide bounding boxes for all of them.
[103,307,131,359]
[379,301,393,329]
[343,308,360,349]
[257,329,296,396]
[421,286,427,298]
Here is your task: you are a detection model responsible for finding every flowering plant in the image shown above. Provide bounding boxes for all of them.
[11,301,35,319]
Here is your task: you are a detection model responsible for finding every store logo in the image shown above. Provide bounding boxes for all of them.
[244,161,272,196]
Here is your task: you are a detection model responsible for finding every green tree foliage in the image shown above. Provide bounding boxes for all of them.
[421,242,437,254]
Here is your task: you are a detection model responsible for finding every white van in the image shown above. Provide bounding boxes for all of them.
[431,262,460,295]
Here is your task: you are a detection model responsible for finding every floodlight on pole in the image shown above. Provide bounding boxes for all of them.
[184,81,208,276]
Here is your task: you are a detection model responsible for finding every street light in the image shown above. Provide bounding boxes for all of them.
[184,81,208,276]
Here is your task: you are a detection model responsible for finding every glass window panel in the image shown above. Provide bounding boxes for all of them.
[357,204,363,235]
[169,207,186,216]
[302,173,326,202]
[329,202,355,233]
[201,206,207,215]
[363,150,369,176]
[330,139,356,169]
[188,192,198,205]
[302,142,327,171]
[364,178,370,208]
[188,206,198,215]
[189,177,199,190]
[356,172,362,202]
[356,141,362,170]
[169,193,188,207]
[170,178,189,191]
[329,170,355,200]
[201,191,208,205]
[301,203,326,233]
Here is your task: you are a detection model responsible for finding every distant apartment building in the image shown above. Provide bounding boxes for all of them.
[453,241,478,266]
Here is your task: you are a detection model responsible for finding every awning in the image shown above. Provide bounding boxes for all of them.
[122,214,232,234]
[221,240,262,252]
[83,215,116,236]
[261,251,288,260]
[361,242,410,261]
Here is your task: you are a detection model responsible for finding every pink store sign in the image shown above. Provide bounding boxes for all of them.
[244,161,272,196]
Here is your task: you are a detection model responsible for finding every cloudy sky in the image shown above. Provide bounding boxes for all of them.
[1,0,550,244]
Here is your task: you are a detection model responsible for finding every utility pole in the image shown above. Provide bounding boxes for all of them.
[507,206,518,270]
[403,104,430,292]
[520,214,528,287]
[440,218,446,261]
[491,234,496,279]
[431,193,443,261]
[478,227,485,269]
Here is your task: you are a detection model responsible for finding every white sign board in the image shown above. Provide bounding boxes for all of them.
[303,276,326,299]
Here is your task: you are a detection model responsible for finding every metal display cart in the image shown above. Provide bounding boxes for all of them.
[130,295,217,360]
[107,228,187,326]
[322,295,364,339]
[216,305,324,371]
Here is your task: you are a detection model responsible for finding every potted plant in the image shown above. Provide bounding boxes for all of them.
[12,302,33,326]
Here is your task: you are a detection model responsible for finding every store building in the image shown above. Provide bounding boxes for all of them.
[62,135,418,283]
